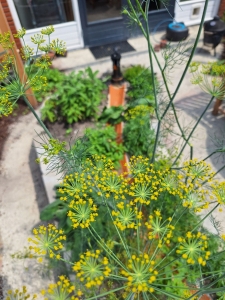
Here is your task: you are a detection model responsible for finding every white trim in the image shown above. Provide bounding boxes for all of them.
[212,0,220,17]
[72,0,84,48]
[178,0,209,5]
[7,0,22,29]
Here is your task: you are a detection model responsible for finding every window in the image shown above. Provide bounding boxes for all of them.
[13,0,75,29]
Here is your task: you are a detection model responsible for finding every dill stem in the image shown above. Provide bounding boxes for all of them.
[151,120,161,163]
[161,0,209,119]
[172,95,214,165]
[145,0,159,120]
[23,94,53,139]
[191,203,219,232]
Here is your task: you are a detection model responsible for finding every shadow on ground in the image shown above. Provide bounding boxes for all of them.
[175,91,225,178]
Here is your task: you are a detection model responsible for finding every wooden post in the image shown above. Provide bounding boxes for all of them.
[0,2,37,108]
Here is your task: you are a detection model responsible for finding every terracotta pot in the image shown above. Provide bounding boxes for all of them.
[160,39,167,49]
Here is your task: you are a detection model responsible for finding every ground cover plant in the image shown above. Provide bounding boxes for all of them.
[123,64,155,106]
[1,0,225,299]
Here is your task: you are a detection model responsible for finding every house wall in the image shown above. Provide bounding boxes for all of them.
[0,0,21,49]
[175,0,220,26]
[218,0,225,17]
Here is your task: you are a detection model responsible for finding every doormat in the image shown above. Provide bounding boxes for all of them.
[89,41,135,59]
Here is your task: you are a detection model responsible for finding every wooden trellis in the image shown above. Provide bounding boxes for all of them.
[0,2,37,107]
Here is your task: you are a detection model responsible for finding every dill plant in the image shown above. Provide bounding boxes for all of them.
[1,0,225,299]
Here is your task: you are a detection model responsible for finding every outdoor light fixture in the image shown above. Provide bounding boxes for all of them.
[111,47,123,84]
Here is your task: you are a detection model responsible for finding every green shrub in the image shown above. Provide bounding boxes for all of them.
[85,125,125,169]
[123,104,155,157]
[123,65,155,105]
[41,67,105,124]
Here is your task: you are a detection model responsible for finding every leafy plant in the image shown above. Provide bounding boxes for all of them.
[97,105,125,125]
[41,67,105,124]
[2,1,225,299]
[85,125,125,169]
[123,104,155,157]
[123,64,155,105]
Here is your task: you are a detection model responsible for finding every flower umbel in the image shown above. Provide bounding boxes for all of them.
[28,224,66,262]
[68,198,98,228]
[73,250,111,288]
[41,25,55,35]
[121,253,158,294]
[41,276,80,300]
[177,231,210,265]
[0,95,13,117]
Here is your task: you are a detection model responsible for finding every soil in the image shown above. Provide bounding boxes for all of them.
[0,99,30,160]
[43,90,108,143]
[0,85,108,161]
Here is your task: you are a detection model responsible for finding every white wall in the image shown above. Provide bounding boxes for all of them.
[175,0,220,26]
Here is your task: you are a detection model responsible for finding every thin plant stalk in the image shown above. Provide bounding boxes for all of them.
[23,95,53,139]
[173,96,214,165]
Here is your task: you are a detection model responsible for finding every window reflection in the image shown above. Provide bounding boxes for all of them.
[86,0,122,23]
[13,0,75,30]
[141,0,165,11]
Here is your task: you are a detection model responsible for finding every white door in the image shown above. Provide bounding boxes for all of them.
[175,0,221,26]
[7,0,83,50]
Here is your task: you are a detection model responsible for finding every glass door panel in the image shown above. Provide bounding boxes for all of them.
[13,0,75,29]
[86,0,122,23]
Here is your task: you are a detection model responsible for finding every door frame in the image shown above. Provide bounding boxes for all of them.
[78,0,128,47]
[78,0,175,47]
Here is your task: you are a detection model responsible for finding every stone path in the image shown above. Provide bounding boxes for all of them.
[0,112,54,297]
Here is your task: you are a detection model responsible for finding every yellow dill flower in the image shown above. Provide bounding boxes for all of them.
[68,198,98,228]
[28,75,47,91]
[124,105,153,120]
[28,224,66,262]
[41,276,80,300]
[145,211,174,245]
[84,155,114,173]
[6,286,37,300]
[190,62,225,99]
[120,253,158,294]
[129,156,151,175]
[59,173,87,201]
[0,97,13,117]
[183,159,213,182]
[112,203,137,230]
[73,250,111,288]
[50,38,66,55]
[0,32,15,49]
[14,28,26,38]
[211,181,225,205]
[20,45,34,60]
[189,61,200,73]
[34,54,52,69]
[100,172,125,193]
[182,191,206,212]
[41,25,55,35]
[31,33,45,45]
[176,231,210,265]
[0,54,14,81]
